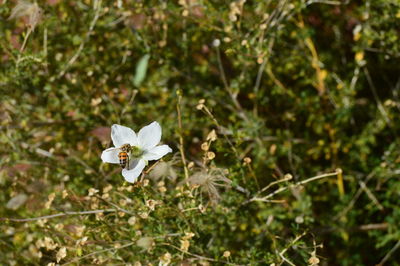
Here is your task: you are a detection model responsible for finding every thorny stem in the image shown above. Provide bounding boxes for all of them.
[248,171,339,203]
[177,92,190,180]
[1,209,117,222]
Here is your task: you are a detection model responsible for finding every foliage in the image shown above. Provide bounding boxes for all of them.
[0,0,399,265]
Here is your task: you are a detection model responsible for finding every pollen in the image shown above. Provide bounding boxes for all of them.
[130,146,144,158]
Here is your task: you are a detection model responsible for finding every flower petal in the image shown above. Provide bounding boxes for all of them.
[137,121,162,150]
[111,124,138,147]
[101,148,120,164]
[142,145,172,161]
[122,159,146,183]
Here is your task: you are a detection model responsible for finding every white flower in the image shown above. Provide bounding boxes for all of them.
[101,122,172,183]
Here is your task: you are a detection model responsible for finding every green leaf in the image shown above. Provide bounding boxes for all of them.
[133,54,150,87]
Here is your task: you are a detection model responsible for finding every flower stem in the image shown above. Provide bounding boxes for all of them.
[177,90,189,180]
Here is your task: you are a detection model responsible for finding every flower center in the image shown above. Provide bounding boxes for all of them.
[130,146,143,158]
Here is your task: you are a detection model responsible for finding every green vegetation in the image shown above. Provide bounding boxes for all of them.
[1,0,399,265]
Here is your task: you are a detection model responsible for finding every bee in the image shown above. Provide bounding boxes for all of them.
[106,144,132,170]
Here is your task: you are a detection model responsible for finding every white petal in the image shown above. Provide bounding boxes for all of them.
[101,148,120,164]
[111,124,138,147]
[137,121,162,150]
[142,145,172,161]
[122,159,146,183]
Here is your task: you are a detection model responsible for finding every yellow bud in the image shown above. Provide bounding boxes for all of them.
[223,251,231,258]
[355,51,364,62]
[207,151,216,160]
[243,157,252,164]
[201,142,209,151]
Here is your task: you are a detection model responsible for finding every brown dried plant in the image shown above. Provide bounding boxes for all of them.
[8,1,43,30]
[187,167,232,203]
[149,154,180,182]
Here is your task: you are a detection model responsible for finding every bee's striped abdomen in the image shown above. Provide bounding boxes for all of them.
[118,152,129,169]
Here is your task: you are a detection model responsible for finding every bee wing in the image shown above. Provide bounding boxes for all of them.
[105,147,120,152]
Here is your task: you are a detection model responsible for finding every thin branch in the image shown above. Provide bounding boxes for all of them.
[306,0,342,5]
[62,241,135,265]
[248,171,339,203]
[1,209,117,222]
[119,89,138,123]
[334,171,376,221]
[16,27,33,67]
[159,243,242,266]
[349,66,360,92]
[358,223,388,231]
[43,27,48,72]
[358,180,384,211]
[214,44,249,123]
[377,240,400,266]
[70,155,106,178]
[364,68,391,124]
[19,27,33,53]
[257,174,293,195]
[177,91,189,180]
[278,231,307,266]
[201,105,239,156]
[58,0,102,78]
[303,31,326,95]
[143,160,161,174]
[96,196,135,215]
[253,38,274,116]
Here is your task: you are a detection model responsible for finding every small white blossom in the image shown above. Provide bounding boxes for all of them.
[56,247,67,263]
[101,122,172,183]
[212,39,221,47]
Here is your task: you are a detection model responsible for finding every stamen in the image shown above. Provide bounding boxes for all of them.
[130,146,144,158]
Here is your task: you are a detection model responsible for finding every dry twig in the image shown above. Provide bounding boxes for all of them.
[1,209,117,222]
[247,171,339,204]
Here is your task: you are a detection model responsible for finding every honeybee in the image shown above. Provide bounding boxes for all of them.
[106,144,132,170]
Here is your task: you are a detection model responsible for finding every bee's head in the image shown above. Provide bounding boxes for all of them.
[121,144,131,152]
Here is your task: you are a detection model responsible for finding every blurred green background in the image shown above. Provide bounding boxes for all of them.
[1,0,399,265]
